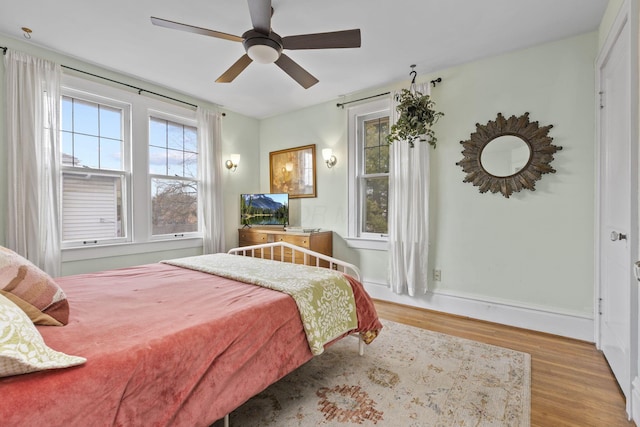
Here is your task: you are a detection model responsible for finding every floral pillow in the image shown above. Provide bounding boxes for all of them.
[0,293,85,378]
[0,246,69,326]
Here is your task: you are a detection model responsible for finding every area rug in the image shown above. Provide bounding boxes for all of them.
[213,320,530,427]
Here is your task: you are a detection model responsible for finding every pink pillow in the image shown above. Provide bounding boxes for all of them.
[0,246,69,326]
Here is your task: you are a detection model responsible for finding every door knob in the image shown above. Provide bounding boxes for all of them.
[611,231,627,241]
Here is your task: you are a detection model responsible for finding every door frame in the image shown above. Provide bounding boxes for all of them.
[594,0,639,418]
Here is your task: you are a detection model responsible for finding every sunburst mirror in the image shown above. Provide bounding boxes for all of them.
[456,112,562,198]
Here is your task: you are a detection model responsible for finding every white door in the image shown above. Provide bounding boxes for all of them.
[597,10,634,415]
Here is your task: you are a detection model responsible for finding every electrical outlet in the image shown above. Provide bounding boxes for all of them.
[433,269,441,281]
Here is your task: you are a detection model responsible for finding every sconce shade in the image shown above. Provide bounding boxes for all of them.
[225,154,241,171]
[322,148,337,168]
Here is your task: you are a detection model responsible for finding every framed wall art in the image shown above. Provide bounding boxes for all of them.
[269,144,317,198]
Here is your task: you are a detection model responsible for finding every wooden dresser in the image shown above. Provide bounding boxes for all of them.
[237,228,332,267]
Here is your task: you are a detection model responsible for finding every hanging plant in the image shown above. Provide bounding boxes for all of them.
[386,88,444,148]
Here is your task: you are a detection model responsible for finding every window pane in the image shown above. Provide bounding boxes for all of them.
[61,96,124,171]
[99,105,121,140]
[183,151,198,178]
[149,117,167,148]
[73,134,99,168]
[167,148,184,176]
[61,132,76,166]
[99,138,122,170]
[149,117,197,179]
[149,145,167,175]
[62,173,124,241]
[62,97,73,132]
[184,126,197,153]
[73,99,99,135]
[167,122,184,151]
[364,116,390,174]
[151,178,198,235]
[364,145,390,174]
[363,176,389,234]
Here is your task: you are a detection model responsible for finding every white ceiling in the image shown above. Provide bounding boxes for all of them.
[0,0,608,119]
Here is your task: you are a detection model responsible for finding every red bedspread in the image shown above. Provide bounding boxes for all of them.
[0,262,381,426]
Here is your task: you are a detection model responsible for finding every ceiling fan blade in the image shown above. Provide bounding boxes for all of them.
[216,55,253,83]
[274,54,319,89]
[247,0,272,35]
[150,17,243,42]
[282,29,361,50]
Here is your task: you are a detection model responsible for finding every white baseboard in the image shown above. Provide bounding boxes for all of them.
[363,281,594,342]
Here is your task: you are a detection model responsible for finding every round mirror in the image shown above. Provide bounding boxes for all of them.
[480,135,531,177]
[456,112,562,198]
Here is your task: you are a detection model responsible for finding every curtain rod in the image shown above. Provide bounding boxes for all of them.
[336,77,443,109]
[1,45,226,115]
[336,92,390,109]
[61,65,201,110]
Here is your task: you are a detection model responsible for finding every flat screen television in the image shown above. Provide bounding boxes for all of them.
[240,193,289,227]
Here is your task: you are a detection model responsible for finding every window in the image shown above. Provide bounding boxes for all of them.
[60,94,129,245]
[148,116,199,236]
[347,99,391,249]
[60,75,200,254]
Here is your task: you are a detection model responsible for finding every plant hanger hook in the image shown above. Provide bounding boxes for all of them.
[409,64,417,94]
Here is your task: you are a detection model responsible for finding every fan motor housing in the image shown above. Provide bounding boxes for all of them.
[242,30,283,56]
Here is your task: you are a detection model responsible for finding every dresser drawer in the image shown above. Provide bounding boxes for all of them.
[281,235,309,247]
[238,231,268,245]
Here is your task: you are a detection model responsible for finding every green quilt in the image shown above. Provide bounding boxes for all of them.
[163,253,358,355]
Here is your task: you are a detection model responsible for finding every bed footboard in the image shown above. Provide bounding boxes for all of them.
[228,242,362,281]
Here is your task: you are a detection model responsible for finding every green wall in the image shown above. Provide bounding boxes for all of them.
[260,32,598,318]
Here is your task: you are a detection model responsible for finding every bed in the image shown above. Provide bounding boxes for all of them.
[0,242,382,427]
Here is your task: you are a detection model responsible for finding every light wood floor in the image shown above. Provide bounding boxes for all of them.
[373,299,635,427]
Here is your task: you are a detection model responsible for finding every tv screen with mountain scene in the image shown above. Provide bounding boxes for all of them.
[240,193,289,226]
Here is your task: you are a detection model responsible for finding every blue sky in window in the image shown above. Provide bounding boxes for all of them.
[62,98,197,177]
[62,97,122,170]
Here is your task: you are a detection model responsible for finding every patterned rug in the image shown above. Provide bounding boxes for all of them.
[212,320,530,427]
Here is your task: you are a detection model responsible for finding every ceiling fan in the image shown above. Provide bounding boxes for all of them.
[151,0,361,89]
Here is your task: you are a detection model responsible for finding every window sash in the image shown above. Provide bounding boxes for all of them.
[60,89,131,248]
[60,169,128,246]
[148,113,200,238]
[353,105,390,239]
[149,175,199,237]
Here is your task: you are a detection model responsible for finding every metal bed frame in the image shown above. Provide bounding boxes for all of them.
[222,242,366,427]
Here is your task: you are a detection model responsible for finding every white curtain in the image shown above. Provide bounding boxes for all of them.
[388,83,431,296]
[197,107,225,254]
[4,51,61,276]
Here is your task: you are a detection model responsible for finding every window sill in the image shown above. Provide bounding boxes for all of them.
[61,237,203,262]
[344,237,388,251]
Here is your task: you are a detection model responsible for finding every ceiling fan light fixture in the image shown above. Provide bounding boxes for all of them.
[243,30,283,64]
[247,44,280,64]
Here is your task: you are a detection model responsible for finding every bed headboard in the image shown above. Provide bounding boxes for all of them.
[228,242,361,281]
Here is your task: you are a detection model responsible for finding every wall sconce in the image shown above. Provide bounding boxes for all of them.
[322,148,337,168]
[225,154,240,172]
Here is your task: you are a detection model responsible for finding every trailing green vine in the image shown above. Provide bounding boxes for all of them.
[387,89,444,148]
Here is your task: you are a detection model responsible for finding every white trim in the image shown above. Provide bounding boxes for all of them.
[633,376,640,423]
[61,237,203,262]
[344,237,388,251]
[364,280,594,342]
